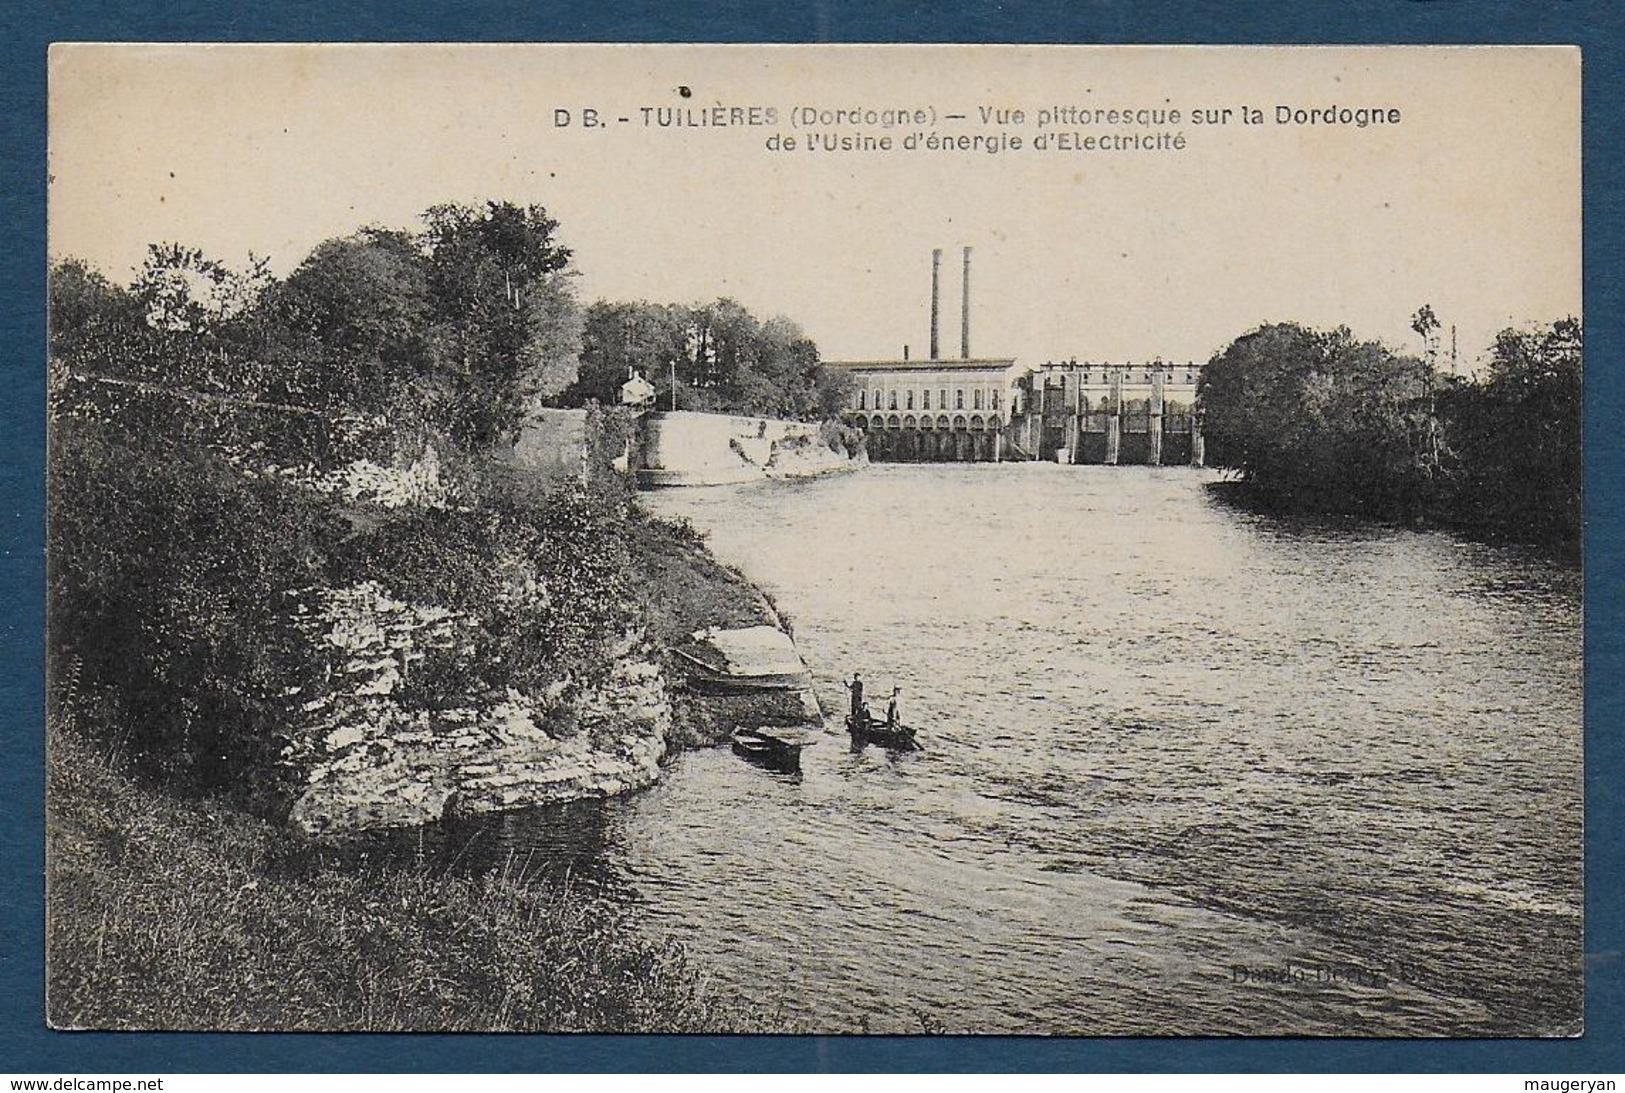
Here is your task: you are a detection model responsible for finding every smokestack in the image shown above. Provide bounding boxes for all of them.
[961,246,972,359]
[930,249,942,360]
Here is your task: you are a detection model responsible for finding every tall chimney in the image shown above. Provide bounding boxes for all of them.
[929,248,942,360]
[961,246,972,359]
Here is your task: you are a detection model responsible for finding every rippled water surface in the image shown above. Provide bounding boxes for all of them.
[429,465,1583,1035]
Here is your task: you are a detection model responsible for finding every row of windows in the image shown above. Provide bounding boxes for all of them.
[865,413,990,430]
[856,388,1001,412]
[1045,373,1197,386]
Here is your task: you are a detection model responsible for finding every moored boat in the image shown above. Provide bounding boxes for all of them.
[730,726,818,771]
[674,625,813,694]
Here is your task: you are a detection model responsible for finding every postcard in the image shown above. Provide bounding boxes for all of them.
[45,44,1581,1036]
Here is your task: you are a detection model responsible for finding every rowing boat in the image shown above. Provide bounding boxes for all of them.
[845,714,921,751]
[730,726,818,771]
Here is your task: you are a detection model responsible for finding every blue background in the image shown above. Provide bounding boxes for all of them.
[3,0,1620,1074]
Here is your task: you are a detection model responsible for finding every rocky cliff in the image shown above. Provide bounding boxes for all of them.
[284,583,672,835]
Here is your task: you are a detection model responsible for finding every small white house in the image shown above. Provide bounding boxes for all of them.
[620,372,657,408]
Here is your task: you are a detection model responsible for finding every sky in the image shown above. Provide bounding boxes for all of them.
[48,44,1580,372]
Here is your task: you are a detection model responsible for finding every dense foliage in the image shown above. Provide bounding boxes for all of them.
[46,196,851,801]
[44,200,838,1032]
[52,201,583,452]
[1198,318,1581,549]
[48,411,638,800]
[1198,323,1438,517]
[1436,318,1582,544]
[48,420,335,794]
[565,298,849,419]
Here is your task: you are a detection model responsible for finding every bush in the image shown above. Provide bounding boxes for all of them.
[48,418,336,797]
[819,418,866,458]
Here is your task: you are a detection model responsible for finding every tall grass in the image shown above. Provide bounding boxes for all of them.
[47,725,763,1032]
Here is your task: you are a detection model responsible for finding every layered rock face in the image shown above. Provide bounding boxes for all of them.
[283,582,674,837]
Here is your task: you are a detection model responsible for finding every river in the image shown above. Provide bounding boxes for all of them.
[410,464,1584,1036]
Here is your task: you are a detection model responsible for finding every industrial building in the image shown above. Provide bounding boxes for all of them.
[825,246,1020,462]
[826,248,1205,466]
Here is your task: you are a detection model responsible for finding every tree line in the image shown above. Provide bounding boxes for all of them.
[50,200,847,454]
[1197,317,1581,551]
[566,299,850,421]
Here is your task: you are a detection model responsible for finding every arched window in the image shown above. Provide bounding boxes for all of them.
[955,389,965,410]
[858,390,867,410]
[973,389,984,410]
[940,389,948,410]
[991,389,1001,411]
[906,389,915,410]
[889,390,898,410]
[921,389,931,411]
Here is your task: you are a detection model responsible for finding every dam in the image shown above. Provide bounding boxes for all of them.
[634,410,861,488]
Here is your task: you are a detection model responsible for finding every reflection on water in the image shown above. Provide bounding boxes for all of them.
[404,465,1584,1035]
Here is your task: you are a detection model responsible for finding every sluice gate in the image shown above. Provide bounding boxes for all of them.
[1017,365,1205,467]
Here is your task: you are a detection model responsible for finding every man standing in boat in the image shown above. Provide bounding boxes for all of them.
[844,672,864,724]
[886,686,901,728]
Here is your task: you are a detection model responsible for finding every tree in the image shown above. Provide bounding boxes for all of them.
[1199,322,1438,516]
[1411,303,1441,363]
[566,297,841,419]
[1437,318,1581,546]
[564,301,692,407]
[261,229,433,411]
[135,243,271,336]
[419,202,584,449]
[48,259,144,372]
[124,243,275,396]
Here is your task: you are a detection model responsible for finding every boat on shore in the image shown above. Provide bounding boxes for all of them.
[845,714,921,751]
[673,625,813,694]
[730,726,817,772]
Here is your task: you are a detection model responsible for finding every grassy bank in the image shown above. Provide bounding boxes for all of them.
[46,724,763,1032]
[624,509,780,644]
